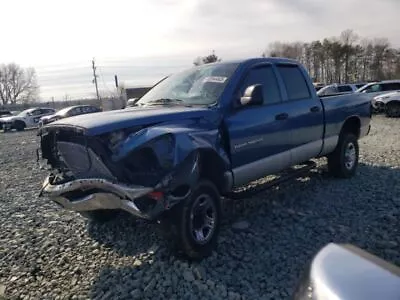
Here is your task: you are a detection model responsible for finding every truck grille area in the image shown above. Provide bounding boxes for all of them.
[39,128,168,187]
[56,141,115,180]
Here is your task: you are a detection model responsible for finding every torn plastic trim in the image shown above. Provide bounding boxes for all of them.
[40,176,154,219]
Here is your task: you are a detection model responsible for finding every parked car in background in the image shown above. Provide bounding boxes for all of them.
[38,57,371,259]
[0,110,12,117]
[0,110,13,129]
[355,80,400,101]
[313,82,325,91]
[0,107,55,131]
[372,91,400,117]
[39,105,101,126]
[317,83,366,97]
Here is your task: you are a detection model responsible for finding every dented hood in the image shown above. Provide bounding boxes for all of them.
[44,106,219,136]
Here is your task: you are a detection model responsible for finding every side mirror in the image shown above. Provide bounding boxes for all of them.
[240,84,263,106]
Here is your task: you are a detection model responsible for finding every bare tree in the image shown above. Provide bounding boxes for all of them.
[0,63,39,105]
[193,50,221,66]
[340,29,358,82]
[263,41,304,60]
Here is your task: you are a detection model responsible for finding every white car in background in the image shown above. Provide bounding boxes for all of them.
[355,80,400,102]
[0,107,56,131]
[372,91,400,117]
[317,83,366,97]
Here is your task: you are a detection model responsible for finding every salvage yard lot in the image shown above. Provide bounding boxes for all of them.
[0,115,399,299]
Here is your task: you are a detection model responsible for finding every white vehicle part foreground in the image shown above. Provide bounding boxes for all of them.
[294,243,400,300]
[40,176,154,219]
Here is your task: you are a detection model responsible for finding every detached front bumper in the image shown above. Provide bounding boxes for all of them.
[41,175,157,220]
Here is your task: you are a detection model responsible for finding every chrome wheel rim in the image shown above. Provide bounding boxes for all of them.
[344,142,356,170]
[189,193,216,245]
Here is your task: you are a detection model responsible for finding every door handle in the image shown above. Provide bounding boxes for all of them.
[275,113,289,120]
[310,106,321,113]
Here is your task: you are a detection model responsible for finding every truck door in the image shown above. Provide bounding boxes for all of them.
[275,64,324,165]
[224,63,292,187]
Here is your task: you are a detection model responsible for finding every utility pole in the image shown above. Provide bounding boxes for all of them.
[92,58,100,102]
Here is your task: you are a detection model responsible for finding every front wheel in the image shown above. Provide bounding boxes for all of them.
[327,133,359,178]
[166,180,221,260]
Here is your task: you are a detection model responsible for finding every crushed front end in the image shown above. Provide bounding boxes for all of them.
[38,125,201,220]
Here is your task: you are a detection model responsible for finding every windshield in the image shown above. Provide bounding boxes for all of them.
[55,107,71,116]
[17,109,33,117]
[136,62,239,106]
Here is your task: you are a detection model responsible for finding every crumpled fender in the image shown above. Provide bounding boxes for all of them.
[113,118,229,164]
[111,118,230,197]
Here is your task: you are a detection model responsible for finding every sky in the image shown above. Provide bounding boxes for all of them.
[1,0,399,101]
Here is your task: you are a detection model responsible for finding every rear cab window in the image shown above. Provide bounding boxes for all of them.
[276,64,311,101]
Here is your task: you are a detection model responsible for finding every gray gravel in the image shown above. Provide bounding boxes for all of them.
[0,115,399,299]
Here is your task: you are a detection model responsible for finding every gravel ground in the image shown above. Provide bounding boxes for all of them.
[0,116,399,300]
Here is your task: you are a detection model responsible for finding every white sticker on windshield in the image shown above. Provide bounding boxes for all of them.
[203,76,227,83]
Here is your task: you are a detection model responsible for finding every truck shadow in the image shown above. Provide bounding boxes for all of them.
[89,162,400,299]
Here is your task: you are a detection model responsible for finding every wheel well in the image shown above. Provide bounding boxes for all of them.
[14,120,26,127]
[198,149,227,194]
[387,100,400,107]
[341,117,361,138]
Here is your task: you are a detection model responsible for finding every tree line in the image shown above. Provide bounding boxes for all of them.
[195,29,400,84]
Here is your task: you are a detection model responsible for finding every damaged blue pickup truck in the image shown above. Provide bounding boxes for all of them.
[38,58,371,259]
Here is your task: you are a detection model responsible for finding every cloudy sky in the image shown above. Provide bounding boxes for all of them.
[1,0,399,101]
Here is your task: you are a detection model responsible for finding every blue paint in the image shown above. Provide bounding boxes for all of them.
[45,57,372,180]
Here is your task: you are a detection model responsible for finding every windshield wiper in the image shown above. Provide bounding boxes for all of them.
[145,98,184,105]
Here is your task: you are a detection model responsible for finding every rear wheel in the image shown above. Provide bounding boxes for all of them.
[165,180,221,260]
[327,133,359,178]
[80,209,120,223]
[385,102,400,118]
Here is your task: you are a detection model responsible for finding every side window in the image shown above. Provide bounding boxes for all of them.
[43,109,54,114]
[68,108,77,116]
[30,109,42,116]
[277,65,311,101]
[338,85,353,92]
[240,65,281,105]
[382,82,400,91]
[364,84,381,93]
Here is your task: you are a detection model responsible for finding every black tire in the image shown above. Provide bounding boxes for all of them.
[385,102,400,118]
[327,133,359,178]
[166,180,221,260]
[14,120,26,131]
[80,209,120,223]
